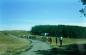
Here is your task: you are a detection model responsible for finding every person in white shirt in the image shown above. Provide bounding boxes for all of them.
[59,36,63,47]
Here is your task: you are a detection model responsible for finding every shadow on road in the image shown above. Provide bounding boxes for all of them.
[34,44,86,55]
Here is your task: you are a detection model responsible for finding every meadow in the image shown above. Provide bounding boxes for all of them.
[50,37,86,48]
[0,31,31,55]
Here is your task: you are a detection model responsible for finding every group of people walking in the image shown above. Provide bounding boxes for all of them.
[43,33,63,47]
[48,36,63,47]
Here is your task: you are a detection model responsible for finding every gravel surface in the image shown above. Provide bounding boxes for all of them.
[20,39,51,55]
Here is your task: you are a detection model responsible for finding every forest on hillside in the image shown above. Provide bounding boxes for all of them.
[31,25,86,38]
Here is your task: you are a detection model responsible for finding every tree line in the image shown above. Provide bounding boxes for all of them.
[31,25,86,38]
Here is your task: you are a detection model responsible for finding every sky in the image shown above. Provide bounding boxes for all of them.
[0,0,86,30]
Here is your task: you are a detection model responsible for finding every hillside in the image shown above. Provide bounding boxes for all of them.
[0,31,31,55]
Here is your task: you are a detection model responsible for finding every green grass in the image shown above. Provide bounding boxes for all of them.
[0,31,31,55]
[1,30,30,37]
[50,37,86,48]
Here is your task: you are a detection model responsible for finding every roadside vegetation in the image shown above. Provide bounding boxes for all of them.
[0,31,31,55]
[50,37,86,48]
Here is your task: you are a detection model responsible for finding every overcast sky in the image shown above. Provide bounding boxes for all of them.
[0,0,86,30]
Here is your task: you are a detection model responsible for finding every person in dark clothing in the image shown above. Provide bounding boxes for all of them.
[55,37,58,45]
[48,37,52,44]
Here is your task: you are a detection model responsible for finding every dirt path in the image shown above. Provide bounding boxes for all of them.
[20,39,51,55]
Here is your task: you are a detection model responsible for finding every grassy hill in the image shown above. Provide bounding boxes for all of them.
[1,30,30,37]
[0,31,31,55]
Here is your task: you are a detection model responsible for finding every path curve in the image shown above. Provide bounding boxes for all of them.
[20,39,51,55]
